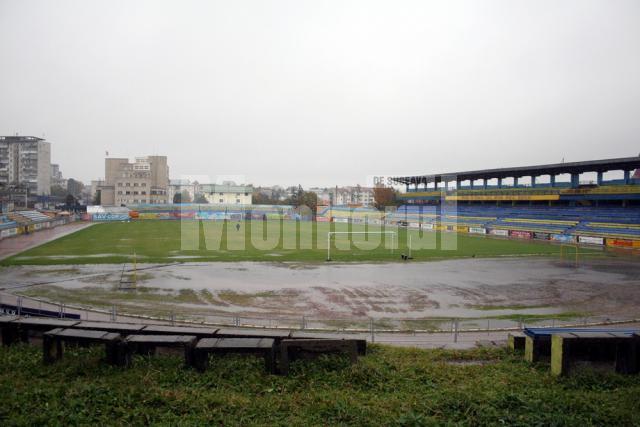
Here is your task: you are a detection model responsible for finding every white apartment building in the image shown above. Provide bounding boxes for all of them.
[310,186,376,207]
[198,183,252,205]
[0,136,51,195]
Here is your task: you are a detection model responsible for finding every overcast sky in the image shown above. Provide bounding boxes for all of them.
[1,1,639,187]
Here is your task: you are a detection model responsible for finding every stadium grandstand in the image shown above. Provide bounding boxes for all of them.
[386,156,640,248]
[392,156,640,206]
[0,210,75,240]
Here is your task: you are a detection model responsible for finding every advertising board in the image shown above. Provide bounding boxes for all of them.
[469,227,486,234]
[510,230,532,239]
[578,236,604,245]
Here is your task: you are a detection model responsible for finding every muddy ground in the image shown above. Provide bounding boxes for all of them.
[1,257,640,325]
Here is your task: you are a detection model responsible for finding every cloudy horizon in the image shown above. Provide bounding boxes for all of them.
[1,0,639,187]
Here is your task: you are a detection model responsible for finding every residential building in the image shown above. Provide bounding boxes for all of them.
[168,179,197,202]
[198,183,253,205]
[0,136,51,195]
[310,186,376,207]
[98,156,169,206]
[50,164,66,188]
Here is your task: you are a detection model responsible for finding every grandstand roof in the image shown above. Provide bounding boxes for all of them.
[392,156,640,185]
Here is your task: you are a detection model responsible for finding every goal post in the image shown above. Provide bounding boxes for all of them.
[559,244,579,267]
[326,231,397,261]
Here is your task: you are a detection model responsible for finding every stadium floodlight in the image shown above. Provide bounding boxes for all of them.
[326,231,397,261]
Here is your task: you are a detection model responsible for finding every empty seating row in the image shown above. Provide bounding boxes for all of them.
[0,316,366,375]
[509,327,640,376]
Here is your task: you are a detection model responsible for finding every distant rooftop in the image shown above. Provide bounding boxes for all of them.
[0,136,45,142]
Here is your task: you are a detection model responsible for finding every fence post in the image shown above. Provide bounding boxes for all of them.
[17,297,23,316]
[301,315,306,330]
[370,318,375,343]
[453,319,459,343]
[170,312,176,325]
[111,305,116,322]
[487,319,490,335]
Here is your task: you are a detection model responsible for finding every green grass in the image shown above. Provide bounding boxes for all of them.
[0,220,594,265]
[1,344,638,425]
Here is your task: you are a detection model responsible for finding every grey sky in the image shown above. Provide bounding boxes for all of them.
[1,0,639,187]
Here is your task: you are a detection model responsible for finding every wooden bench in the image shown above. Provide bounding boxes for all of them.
[74,321,147,335]
[214,328,292,343]
[194,338,277,374]
[278,339,359,375]
[289,331,367,355]
[43,328,122,365]
[121,335,197,367]
[2,317,81,345]
[140,324,219,339]
[524,327,640,363]
[551,332,640,376]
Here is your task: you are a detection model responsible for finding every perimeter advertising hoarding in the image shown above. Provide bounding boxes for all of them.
[92,213,130,221]
[489,229,509,237]
[469,227,486,235]
[533,232,550,240]
[578,236,604,245]
[551,234,576,243]
[606,238,640,248]
[0,228,18,239]
[422,223,434,230]
[510,230,532,239]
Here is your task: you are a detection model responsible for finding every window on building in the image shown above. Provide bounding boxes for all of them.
[219,199,224,203]
[134,183,138,187]
[117,191,122,195]
[126,191,130,195]
[236,199,240,203]
[142,183,146,187]
[126,182,130,186]
[141,191,146,195]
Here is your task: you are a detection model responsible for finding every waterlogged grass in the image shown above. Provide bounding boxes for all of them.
[1,344,639,425]
[0,220,592,265]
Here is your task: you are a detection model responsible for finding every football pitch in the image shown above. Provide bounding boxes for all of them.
[0,220,585,265]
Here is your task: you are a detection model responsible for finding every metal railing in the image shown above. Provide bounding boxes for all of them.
[2,291,637,346]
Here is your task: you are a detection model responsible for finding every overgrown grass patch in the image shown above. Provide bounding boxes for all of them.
[0,343,638,425]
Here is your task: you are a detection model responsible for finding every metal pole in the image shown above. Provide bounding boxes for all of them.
[327,233,331,261]
[453,319,459,343]
[111,305,116,321]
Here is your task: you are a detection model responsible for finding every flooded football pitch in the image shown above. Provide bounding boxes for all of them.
[2,256,640,323]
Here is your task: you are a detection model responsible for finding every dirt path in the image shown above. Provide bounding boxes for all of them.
[0,222,94,261]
